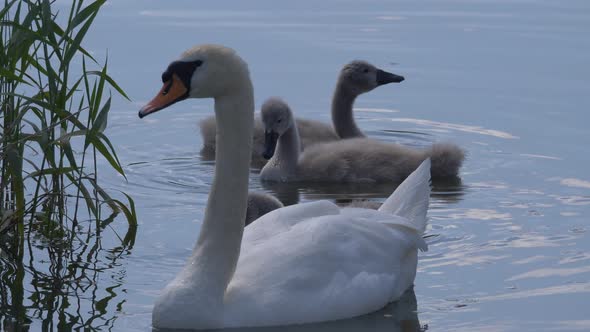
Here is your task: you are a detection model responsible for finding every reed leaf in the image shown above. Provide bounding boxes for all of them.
[105,195,137,228]
[1,0,137,239]
[0,67,31,85]
[84,96,110,149]
[25,166,76,179]
[61,10,98,71]
[86,133,125,177]
[86,70,130,101]
[69,0,105,31]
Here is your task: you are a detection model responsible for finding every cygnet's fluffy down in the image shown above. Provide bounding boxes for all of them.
[260,97,465,183]
[339,200,382,210]
[199,60,404,165]
[245,191,284,225]
[297,138,464,182]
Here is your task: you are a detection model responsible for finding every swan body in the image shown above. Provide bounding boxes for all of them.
[245,191,284,225]
[139,44,430,330]
[199,60,404,164]
[222,198,428,327]
[260,98,464,183]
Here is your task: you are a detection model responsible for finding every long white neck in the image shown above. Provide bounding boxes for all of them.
[331,81,365,139]
[263,121,300,180]
[188,82,254,300]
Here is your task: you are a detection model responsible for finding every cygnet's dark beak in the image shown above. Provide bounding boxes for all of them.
[263,130,279,160]
[376,69,405,86]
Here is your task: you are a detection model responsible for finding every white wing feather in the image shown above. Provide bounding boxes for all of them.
[379,158,431,233]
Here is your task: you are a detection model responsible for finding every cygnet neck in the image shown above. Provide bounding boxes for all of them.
[332,80,365,139]
[267,119,301,179]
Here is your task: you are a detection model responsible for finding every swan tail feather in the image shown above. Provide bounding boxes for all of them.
[378,158,431,234]
[427,143,465,178]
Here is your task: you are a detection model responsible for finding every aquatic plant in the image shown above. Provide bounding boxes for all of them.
[0,0,136,237]
[0,0,138,328]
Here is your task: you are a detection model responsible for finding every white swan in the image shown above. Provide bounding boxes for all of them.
[260,97,465,183]
[199,60,405,164]
[139,44,431,330]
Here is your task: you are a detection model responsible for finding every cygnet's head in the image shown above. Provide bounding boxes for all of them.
[245,191,284,226]
[139,44,250,118]
[338,60,404,95]
[260,97,294,159]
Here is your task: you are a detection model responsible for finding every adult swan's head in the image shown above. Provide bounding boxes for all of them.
[139,44,252,118]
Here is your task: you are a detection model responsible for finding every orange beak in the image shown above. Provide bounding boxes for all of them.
[138,74,188,118]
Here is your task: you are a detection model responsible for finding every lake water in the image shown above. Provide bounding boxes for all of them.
[2,0,590,330]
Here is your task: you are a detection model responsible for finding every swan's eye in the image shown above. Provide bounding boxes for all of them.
[162,81,173,95]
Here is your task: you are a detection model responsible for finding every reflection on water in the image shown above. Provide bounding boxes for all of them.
[158,288,425,332]
[260,176,465,207]
[388,118,519,140]
[378,129,433,143]
[0,224,136,331]
[560,178,590,190]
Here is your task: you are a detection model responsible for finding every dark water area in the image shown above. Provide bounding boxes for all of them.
[1,0,589,330]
